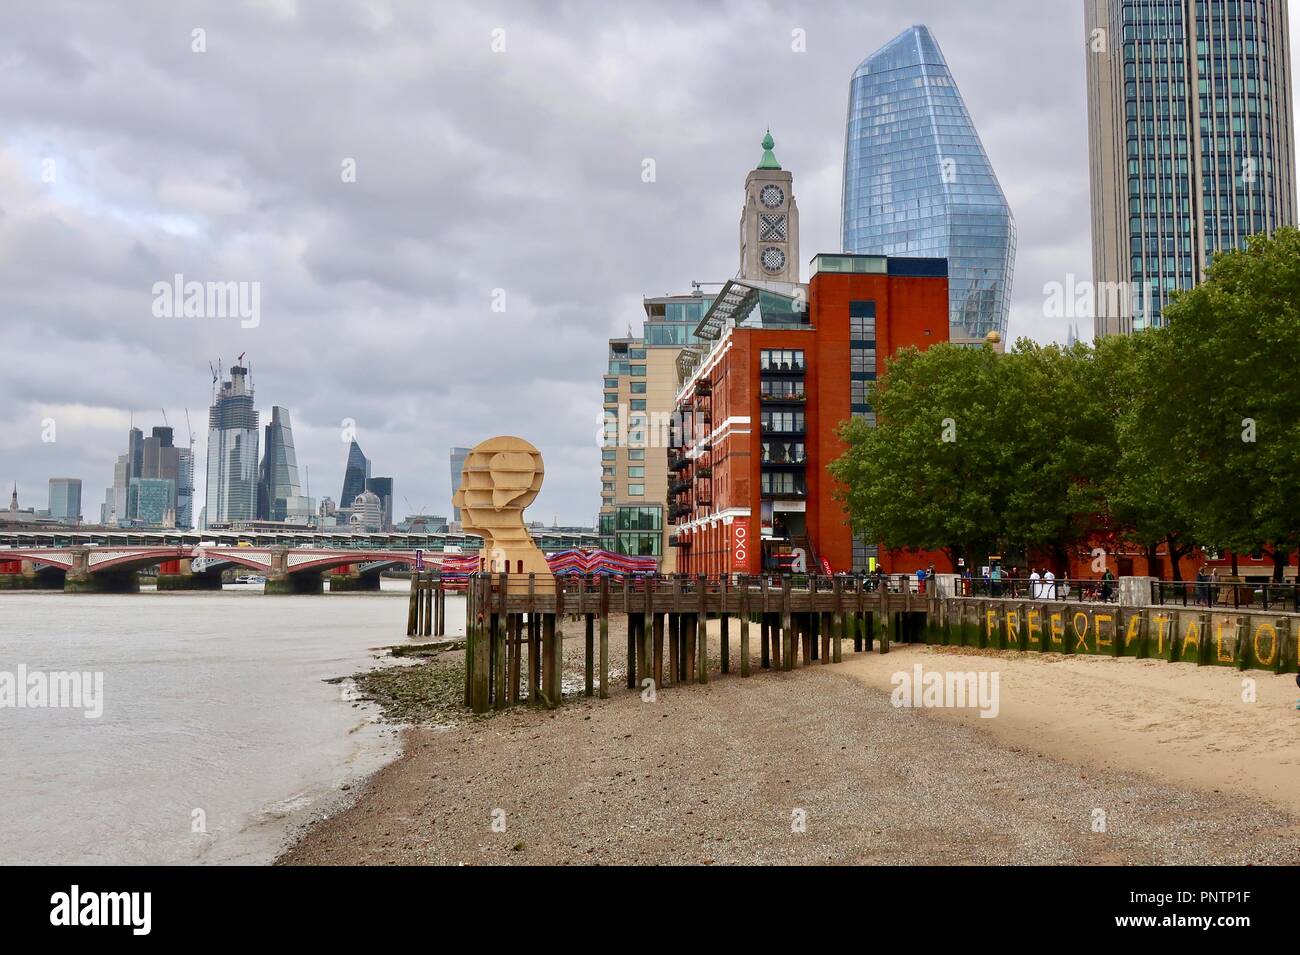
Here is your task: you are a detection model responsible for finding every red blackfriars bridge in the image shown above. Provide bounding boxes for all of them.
[0,545,443,593]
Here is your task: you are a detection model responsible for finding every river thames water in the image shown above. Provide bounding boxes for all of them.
[0,580,466,865]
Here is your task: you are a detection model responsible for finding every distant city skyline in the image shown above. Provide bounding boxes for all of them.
[2,1,1297,525]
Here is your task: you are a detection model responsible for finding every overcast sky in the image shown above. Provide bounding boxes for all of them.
[1,0,1297,528]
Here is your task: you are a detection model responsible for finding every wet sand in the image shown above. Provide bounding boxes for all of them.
[280,620,1300,865]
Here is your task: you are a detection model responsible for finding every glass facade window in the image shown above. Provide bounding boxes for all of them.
[628,449,645,461]
[627,484,645,497]
[1089,0,1295,333]
[631,381,647,394]
[630,365,646,377]
[630,399,647,411]
[627,466,645,478]
[842,25,1017,341]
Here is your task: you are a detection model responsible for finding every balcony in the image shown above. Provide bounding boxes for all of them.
[759,389,805,404]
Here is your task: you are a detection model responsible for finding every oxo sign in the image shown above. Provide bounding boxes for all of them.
[732,519,749,569]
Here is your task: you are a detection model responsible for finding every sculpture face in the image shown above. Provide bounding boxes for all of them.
[451,437,551,587]
[451,437,544,540]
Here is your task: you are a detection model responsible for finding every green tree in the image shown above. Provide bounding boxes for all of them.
[1157,227,1300,580]
[1096,331,1195,578]
[830,344,1005,569]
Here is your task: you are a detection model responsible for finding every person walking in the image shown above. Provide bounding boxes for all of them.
[1101,568,1115,602]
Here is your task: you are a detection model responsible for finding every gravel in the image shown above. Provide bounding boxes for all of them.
[279,617,1300,865]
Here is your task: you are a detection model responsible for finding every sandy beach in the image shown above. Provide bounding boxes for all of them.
[280,619,1300,865]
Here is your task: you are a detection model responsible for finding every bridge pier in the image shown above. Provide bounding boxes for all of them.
[265,573,324,595]
[65,571,140,593]
[328,565,381,592]
[0,560,63,590]
[157,558,223,591]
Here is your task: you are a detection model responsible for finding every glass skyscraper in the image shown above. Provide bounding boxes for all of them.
[204,364,259,526]
[1086,0,1295,335]
[340,440,370,508]
[841,24,1017,344]
[258,406,314,523]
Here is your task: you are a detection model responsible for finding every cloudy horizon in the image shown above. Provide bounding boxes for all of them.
[2,0,1297,528]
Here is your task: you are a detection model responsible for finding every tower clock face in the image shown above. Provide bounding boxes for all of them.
[761,246,786,273]
[760,185,784,209]
[760,213,787,241]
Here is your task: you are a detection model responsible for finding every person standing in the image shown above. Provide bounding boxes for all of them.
[1101,568,1115,602]
[1043,567,1057,599]
[1029,567,1042,600]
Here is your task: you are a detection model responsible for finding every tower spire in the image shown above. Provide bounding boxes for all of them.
[757,129,781,170]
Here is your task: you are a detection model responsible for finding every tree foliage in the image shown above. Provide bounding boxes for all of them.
[831,228,1300,577]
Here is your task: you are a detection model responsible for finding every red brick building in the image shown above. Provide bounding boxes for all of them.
[669,253,950,576]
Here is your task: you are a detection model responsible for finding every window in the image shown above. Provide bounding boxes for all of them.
[761,472,805,496]
[631,381,647,394]
[630,365,646,377]
[604,377,618,388]
[627,466,645,479]
[602,467,615,478]
[605,392,619,404]
[628,449,645,461]
[761,441,806,464]
[630,399,647,411]
[760,379,805,400]
[851,348,876,373]
[616,506,661,531]
[851,380,872,405]
[628,485,645,497]
[602,450,617,461]
[759,349,805,372]
[761,410,805,432]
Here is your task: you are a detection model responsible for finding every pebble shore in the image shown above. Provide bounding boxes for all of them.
[279,619,1300,865]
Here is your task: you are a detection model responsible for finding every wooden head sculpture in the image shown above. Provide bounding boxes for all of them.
[452,436,552,590]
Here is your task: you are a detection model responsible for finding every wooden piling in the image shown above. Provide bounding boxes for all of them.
[740,575,751,677]
[696,608,708,684]
[541,613,560,708]
[584,612,595,697]
[598,576,609,700]
[719,576,730,675]
[781,578,793,671]
[508,613,522,705]
[653,612,665,690]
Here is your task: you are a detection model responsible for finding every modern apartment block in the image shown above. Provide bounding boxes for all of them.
[1086,0,1295,335]
[599,298,711,569]
[669,254,949,576]
[204,364,259,527]
[842,25,1016,345]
